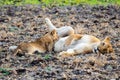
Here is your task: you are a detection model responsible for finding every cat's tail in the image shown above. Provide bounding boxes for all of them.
[9,45,18,56]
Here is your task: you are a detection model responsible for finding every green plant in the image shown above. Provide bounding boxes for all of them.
[45,66,52,72]
[0,68,12,76]
[0,0,120,6]
[43,54,52,60]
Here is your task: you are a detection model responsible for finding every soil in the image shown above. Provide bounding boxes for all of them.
[0,5,120,80]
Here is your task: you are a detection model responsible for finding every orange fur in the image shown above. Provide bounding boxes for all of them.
[14,30,58,56]
[97,36,114,57]
[65,34,83,46]
[54,34,114,57]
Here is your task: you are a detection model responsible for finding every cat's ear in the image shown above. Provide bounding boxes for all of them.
[103,36,111,43]
[50,29,56,35]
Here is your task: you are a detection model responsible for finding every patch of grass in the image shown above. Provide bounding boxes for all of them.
[24,0,40,5]
[41,0,120,6]
[43,54,52,60]
[45,66,52,72]
[0,0,120,6]
[0,68,12,76]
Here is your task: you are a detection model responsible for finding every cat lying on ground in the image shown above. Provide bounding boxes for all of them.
[54,34,114,57]
[14,29,58,55]
[45,18,114,57]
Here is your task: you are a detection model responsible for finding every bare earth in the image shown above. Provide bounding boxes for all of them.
[0,5,120,80]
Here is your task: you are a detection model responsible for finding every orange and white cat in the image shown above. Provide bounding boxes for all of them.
[45,18,114,57]
[14,29,58,55]
[54,34,114,57]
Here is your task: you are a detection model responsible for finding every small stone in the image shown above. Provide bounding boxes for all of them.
[0,47,3,52]
[106,65,113,71]
[0,31,7,38]
[26,75,34,80]
[0,42,3,46]
[9,46,17,51]
[110,79,116,80]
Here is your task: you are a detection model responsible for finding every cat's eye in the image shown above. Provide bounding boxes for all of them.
[102,42,105,46]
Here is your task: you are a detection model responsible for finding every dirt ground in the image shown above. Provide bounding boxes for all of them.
[0,5,120,80]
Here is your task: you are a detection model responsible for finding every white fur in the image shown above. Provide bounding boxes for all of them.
[54,36,69,52]
[54,35,100,55]
[45,18,57,31]
[45,18,74,37]
[45,18,101,56]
